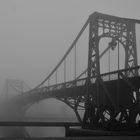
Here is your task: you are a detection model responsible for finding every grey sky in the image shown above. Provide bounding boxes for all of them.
[0,0,140,89]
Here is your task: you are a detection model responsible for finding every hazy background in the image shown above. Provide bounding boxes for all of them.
[0,0,140,89]
[0,0,140,137]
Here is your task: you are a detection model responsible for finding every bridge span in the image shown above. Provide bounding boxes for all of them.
[1,12,140,137]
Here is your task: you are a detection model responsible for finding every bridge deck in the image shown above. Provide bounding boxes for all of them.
[9,66,140,111]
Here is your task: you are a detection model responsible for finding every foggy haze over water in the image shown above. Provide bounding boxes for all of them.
[0,0,140,137]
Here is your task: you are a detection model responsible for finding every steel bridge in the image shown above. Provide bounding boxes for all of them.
[1,12,140,136]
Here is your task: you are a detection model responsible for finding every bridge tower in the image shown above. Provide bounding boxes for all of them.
[2,79,30,100]
[83,12,140,130]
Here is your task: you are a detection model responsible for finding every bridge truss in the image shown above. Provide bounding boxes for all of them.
[83,12,140,130]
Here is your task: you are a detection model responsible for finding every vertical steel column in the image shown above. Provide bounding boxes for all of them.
[55,70,57,84]
[82,17,93,127]
[74,44,77,80]
[83,14,101,127]
[125,23,138,76]
[87,17,93,97]
[131,23,138,75]
[64,59,66,83]
[117,41,120,110]
[94,17,100,109]
[83,15,95,127]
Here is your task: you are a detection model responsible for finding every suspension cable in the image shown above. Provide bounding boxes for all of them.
[55,70,57,84]
[33,18,90,89]
[77,43,112,80]
[64,59,66,83]
[108,46,110,80]
[118,41,120,71]
[74,44,77,80]
[48,78,50,87]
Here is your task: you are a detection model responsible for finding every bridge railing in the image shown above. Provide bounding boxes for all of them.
[101,66,140,82]
[21,66,140,98]
[37,66,140,93]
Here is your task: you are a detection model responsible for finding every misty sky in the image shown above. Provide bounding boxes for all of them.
[0,0,140,91]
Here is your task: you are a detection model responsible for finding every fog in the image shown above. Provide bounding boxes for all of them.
[0,0,140,90]
[0,0,140,137]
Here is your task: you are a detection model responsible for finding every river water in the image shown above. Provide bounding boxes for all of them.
[26,117,77,137]
[0,98,83,137]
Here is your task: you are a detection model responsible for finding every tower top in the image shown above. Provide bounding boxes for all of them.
[89,11,140,24]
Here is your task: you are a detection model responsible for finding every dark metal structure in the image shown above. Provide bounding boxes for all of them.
[1,12,140,136]
[83,12,140,130]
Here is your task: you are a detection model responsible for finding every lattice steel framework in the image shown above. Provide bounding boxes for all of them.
[83,12,140,130]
